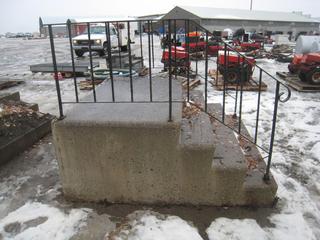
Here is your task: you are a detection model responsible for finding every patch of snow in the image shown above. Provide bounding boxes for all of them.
[206,218,268,240]
[107,212,203,240]
[0,202,90,240]
[310,142,320,160]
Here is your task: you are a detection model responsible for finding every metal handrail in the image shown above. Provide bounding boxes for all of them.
[47,18,291,182]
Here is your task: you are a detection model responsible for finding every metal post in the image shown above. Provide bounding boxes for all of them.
[127,21,133,102]
[139,21,143,67]
[205,30,209,112]
[186,20,190,101]
[87,22,97,102]
[117,21,122,68]
[174,19,177,79]
[264,81,280,182]
[168,20,173,122]
[195,26,198,75]
[151,21,155,68]
[105,22,115,102]
[48,25,64,118]
[67,20,79,103]
[222,43,227,122]
[147,20,153,101]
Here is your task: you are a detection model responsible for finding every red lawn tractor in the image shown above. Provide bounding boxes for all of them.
[161,46,190,73]
[217,52,256,84]
[288,53,320,84]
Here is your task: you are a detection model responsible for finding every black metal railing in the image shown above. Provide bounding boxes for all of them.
[46,18,291,182]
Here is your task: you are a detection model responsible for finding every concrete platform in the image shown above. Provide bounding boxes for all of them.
[53,76,277,206]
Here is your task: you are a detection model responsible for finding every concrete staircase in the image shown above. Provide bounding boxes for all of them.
[52,76,277,206]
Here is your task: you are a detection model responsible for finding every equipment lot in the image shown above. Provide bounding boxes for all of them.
[0,37,320,239]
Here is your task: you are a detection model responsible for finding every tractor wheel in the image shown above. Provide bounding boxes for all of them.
[225,68,239,84]
[288,63,296,74]
[307,68,320,85]
[298,71,307,82]
[75,50,84,57]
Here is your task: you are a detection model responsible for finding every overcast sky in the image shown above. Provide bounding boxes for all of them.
[1,0,319,34]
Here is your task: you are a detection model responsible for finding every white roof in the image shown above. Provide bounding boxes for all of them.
[40,16,136,24]
[177,6,319,23]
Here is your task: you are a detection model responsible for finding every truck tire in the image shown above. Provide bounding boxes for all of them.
[75,50,84,57]
[307,68,320,85]
[101,42,108,56]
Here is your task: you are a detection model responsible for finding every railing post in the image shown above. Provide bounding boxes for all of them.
[150,20,155,68]
[186,19,190,102]
[222,43,227,122]
[264,81,280,182]
[139,21,144,68]
[195,26,198,75]
[116,21,122,68]
[147,20,153,101]
[174,19,177,79]
[48,25,64,119]
[105,22,115,102]
[66,20,79,103]
[205,30,209,112]
[87,22,97,102]
[168,20,173,122]
[127,21,134,102]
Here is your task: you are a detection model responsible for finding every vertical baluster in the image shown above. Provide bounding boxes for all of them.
[222,43,227,123]
[162,20,165,71]
[186,20,190,102]
[147,20,153,101]
[67,20,79,103]
[116,21,122,68]
[254,69,263,143]
[48,25,63,118]
[205,30,209,112]
[151,20,155,68]
[195,26,198,75]
[168,20,172,122]
[127,21,133,102]
[105,22,115,102]
[174,19,177,79]
[87,22,97,102]
[139,21,143,68]
[264,81,280,182]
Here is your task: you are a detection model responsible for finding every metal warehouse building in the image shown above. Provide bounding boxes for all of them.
[162,6,320,38]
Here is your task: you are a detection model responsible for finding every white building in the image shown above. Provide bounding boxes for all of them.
[162,6,320,38]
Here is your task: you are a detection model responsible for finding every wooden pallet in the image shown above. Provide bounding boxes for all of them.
[79,80,104,90]
[0,80,24,90]
[182,79,201,90]
[209,75,267,91]
[276,71,320,92]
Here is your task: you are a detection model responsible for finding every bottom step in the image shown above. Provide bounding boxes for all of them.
[207,103,277,206]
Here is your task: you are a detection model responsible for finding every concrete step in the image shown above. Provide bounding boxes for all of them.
[207,103,277,206]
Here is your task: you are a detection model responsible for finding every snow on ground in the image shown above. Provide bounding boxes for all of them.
[0,202,90,240]
[0,36,320,240]
[106,211,203,240]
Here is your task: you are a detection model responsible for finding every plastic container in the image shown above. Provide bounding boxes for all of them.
[296,36,320,54]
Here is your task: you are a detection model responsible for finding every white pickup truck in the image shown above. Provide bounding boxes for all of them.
[72,22,136,57]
